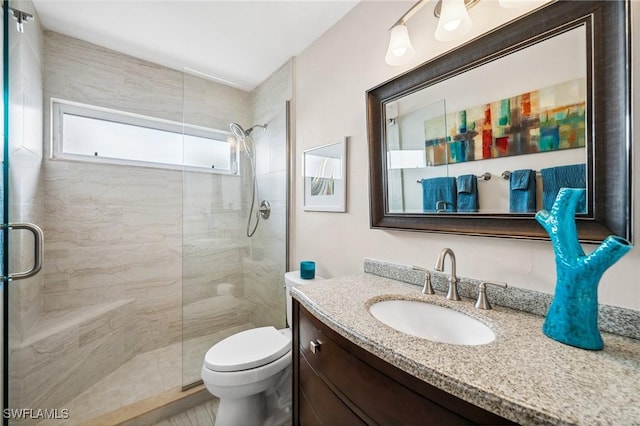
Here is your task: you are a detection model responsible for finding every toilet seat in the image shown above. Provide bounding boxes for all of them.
[204,326,291,372]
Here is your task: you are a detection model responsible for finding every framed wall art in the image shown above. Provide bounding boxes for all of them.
[303,138,348,212]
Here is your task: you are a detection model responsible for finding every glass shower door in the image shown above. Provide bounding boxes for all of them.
[2,1,44,422]
[180,66,291,388]
[2,1,7,418]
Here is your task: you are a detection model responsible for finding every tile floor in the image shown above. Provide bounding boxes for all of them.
[155,398,293,426]
[154,400,219,426]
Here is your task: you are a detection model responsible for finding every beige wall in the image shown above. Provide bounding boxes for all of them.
[293,0,640,310]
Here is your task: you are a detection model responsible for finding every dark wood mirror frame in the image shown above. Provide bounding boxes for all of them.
[367,0,631,243]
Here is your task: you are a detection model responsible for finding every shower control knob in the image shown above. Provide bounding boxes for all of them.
[259,200,271,219]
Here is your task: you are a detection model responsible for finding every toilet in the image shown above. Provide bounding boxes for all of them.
[201,270,322,426]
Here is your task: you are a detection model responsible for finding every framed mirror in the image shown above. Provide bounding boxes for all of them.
[367,0,631,243]
[303,138,348,212]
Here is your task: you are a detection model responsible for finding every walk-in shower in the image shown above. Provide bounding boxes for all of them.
[3,5,293,420]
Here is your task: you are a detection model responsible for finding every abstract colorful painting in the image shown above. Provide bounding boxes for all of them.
[424,79,586,166]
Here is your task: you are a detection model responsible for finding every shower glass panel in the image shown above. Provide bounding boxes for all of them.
[5,8,196,421]
[4,0,46,420]
[181,69,289,387]
[2,1,7,415]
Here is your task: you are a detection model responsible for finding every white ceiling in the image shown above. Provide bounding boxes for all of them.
[32,0,360,91]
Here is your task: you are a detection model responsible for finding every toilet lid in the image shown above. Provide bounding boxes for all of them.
[204,326,291,372]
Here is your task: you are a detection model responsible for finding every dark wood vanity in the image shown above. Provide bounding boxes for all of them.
[292,300,514,425]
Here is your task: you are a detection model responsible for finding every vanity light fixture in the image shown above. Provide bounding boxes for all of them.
[384,23,416,66]
[434,0,479,42]
[385,0,481,65]
[384,0,427,66]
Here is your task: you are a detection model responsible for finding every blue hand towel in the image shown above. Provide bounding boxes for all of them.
[421,177,457,212]
[457,174,478,212]
[540,163,586,212]
[509,169,537,213]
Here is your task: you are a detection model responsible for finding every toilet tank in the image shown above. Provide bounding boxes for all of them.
[285,271,323,327]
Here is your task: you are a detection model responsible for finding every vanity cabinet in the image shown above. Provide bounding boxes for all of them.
[292,300,514,425]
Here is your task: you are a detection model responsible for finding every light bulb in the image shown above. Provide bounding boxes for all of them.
[444,18,461,31]
[393,47,408,56]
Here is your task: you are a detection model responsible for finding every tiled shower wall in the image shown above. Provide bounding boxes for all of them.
[41,30,250,354]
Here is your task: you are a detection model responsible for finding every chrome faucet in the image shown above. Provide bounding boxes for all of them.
[435,248,460,301]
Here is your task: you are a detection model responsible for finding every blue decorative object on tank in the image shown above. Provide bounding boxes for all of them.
[535,188,632,350]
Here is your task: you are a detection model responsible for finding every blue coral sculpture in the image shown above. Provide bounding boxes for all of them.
[535,188,632,350]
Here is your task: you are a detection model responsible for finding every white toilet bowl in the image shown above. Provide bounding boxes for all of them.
[201,327,292,425]
[201,271,322,426]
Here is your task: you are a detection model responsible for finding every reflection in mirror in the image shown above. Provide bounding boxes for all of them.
[386,25,588,215]
[387,100,446,213]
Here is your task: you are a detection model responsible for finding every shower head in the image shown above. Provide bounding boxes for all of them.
[230,122,248,140]
[229,122,268,139]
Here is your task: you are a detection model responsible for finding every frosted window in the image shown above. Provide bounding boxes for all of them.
[52,100,237,173]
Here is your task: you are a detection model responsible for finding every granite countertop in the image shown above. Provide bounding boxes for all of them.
[290,273,640,425]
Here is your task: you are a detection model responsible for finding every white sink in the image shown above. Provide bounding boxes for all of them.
[369,299,495,345]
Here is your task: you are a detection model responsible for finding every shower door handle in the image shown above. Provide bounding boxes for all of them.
[7,222,44,281]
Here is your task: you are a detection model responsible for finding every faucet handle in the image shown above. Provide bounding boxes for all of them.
[412,266,435,295]
[475,281,508,310]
